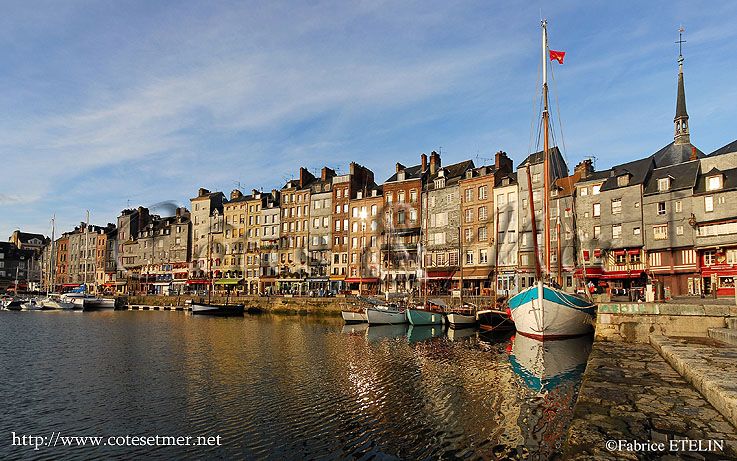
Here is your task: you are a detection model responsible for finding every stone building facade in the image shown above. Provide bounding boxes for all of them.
[308,168,335,292]
[347,187,383,294]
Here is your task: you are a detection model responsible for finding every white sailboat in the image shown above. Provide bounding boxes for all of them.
[508,20,596,340]
[39,216,76,310]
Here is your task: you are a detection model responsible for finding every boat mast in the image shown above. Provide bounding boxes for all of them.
[458,226,463,306]
[526,165,542,281]
[494,205,500,306]
[542,19,552,279]
[49,215,55,296]
[84,209,90,291]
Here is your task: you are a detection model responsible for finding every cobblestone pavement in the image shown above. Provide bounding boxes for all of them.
[563,341,737,460]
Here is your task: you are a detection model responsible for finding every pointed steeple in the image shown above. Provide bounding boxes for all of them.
[674,27,690,145]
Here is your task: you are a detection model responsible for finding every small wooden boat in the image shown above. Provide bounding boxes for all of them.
[341,310,368,324]
[366,305,407,325]
[190,302,245,316]
[446,312,477,328]
[477,308,514,332]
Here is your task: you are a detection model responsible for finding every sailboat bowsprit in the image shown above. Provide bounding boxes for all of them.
[507,19,596,340]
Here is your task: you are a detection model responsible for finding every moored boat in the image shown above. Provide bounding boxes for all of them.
[341,310,368,324]
[476,308,514,331]
[40,297,76,310]
[406,307,445,326]
[82,297,116,311]
[446,312,476,328]
[22,299,44,311]
[190,302,245,316]
[365,305,407,325]
[509,282,595,340]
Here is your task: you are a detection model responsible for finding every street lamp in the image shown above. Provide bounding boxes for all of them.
[359,209,367,296]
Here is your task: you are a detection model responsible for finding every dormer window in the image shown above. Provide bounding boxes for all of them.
[617,175,629,187]
[397,171,405,181]
[434,178,445,189]
[657,177,670,192]
[438,170,445,177]
[706,175,723,191]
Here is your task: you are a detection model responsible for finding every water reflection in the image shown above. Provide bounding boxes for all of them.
[0,312,592,460]
[365,324,407,342]
[406,325,444,343]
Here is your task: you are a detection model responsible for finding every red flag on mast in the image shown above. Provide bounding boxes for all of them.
[549,50,565,64]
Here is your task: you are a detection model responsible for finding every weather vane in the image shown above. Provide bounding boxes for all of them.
[676,25,686,61]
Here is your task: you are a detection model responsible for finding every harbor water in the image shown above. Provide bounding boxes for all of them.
[0,311,592,460]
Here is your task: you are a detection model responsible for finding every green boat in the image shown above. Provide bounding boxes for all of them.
[405,308,445,326]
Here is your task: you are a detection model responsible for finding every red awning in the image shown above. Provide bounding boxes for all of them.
[613,250,626,256]
[186,279,210,285]
[344,277,380,283]
[594,249,602,257]
[627,249,641,255]
[600,271,645,280]
[426,270,456,279]
[574,267,603,277]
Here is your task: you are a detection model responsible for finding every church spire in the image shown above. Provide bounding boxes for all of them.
[674,26,690,145]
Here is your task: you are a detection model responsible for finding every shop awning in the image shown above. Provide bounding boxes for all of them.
[600,271,645,280]
[574,267,604,277]
[329,275,345,281]
[344,277,380,283]
[426,270,456,279]
[306,277,329,282]
[627,249,641,255]
[214,278,242,285]
[452,268,493,280]
[613,250,626,256]
[62,283,81,287]
[186,279,210,285]
[153,282,172,286]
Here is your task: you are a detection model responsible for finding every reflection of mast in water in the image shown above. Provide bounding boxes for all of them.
[508,334,593,458]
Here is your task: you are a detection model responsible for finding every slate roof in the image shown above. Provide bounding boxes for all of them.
[385,164,424,183]
[643,159,700,195]
[494,171,517,188]
[652,141,704,167]
[600,157,654,192]
[12,231,48,244]
[708,139,737,157]
[426,160,475,190]
[576,169,613,184]
[694,166,737,195]
[518,146,569,181]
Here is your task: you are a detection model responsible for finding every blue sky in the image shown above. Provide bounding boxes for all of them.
[1,0,735,238]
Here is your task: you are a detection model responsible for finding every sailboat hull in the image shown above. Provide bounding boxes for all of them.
[509,283,595,340]
[406,308,445,326]
[366,307,407,325]
[341,311,368,324]
[446,313,476,328]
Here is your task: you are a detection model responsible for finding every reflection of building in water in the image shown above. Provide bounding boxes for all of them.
[509,334,592,458]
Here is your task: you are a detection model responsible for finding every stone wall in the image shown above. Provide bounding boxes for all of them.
[595,302,737,342]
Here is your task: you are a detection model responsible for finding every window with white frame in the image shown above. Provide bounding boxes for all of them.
[593,203,601,217]
[705,196,714,212]
[675,201,682,213]
[592,185,601,195]
[657,177,670,191]
[653,225,668,240]
[593,226,600,239]
[676,226,684,235]
[657,202,666,215]
[479,249,488,264]
[707,175,723,191]
[611,199,622,214]
[478,186,487,200]
[612,224,622,239]
[580,187,588,196]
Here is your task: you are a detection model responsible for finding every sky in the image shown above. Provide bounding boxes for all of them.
[1,0,735,238]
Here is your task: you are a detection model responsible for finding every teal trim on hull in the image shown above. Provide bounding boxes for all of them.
[508,285,596,315]
[406,309,444,325]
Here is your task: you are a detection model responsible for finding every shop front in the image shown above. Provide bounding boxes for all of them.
[453,268,493,297]
[701,266,737,297]
[345,277,380,295]
[423,269,455,296]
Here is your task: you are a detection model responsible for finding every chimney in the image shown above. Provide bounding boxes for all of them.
[198,187,209,197]
[574,159,594,179]
[429,151,441,175]
[230,189,243,200]
[495,151,513,173]
[690,146,698,161]
[321,166,335,182]
[421,153,428,172]
[396,162,405,173]
[299,167,314,188]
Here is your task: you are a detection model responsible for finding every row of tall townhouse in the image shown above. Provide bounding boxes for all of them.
[31,51,737,298]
